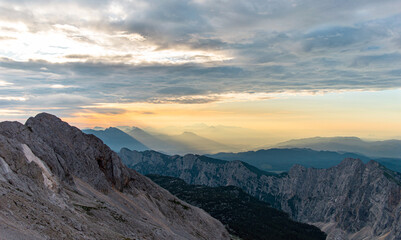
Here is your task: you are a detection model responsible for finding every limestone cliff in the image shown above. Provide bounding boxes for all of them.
[120,149,401,240]
[0,113,229,240]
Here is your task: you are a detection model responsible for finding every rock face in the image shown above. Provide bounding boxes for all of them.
[120,149,401,240]
[148,174,327,240]
[119,149,276,187]
[0,113,230,240]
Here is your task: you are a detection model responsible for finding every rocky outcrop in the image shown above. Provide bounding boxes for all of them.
[148,174,327,240]
[0,113,230,240]
[119,149,275,187]
[120,149,401,240]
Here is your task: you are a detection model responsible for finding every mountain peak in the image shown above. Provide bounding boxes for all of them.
[83,126,149,152]
[27,112,63,124]
[337,157,364,168]
[181,131,198,136]
[105,127,123,132]
[0,113,230,239]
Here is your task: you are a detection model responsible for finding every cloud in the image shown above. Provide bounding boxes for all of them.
[352,53,401,67]
[149,95,221,104]
[0,0,401,116]
[157,87,206,96]
[85,108,127,115]
[0,80,13,86]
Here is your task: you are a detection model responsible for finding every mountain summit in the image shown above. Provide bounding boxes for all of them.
[83,127,149,152]
[0,113,229,240]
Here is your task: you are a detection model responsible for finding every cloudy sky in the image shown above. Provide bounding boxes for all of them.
[1,0,401,146]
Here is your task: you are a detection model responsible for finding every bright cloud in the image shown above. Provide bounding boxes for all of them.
[0,80,13,86]
[0,20,230,64]
[0,0,401,141]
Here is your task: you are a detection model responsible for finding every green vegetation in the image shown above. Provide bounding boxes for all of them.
[378,163,401,186]
[121,237,133,240]
[111,212,127,223]
[74,204,99,216]
[148,175,326,240]
[73,204,106,216]
[168,199,190,210]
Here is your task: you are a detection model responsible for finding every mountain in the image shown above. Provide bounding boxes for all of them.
[148,174,326,240]
[83,127,149,152]
[120,149,401,240]
[120,126,194,155]
[208,148,401,173]
[120,126,237,155]
[166,131,236,154]
[275,136,401,158]
[119,149,277,187]
[0,113,230,240]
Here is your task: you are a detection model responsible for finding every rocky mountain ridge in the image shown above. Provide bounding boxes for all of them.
[148,174,327,240]
[208,148,401,173]
[0,113,229,240]
[120,149,401,240]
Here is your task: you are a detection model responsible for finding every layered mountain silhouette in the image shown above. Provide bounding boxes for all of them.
[120,149,401,240]
[209,148,401,173]
[88,126,238,155]
[275,136,401,158]
[83,127,149,152]
[0,113,229,240]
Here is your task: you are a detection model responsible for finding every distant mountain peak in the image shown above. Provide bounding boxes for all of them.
[83,126,149,152]
[180,131,198,136]
[275,136,401,158]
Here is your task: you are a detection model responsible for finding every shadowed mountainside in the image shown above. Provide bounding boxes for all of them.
[120,126,238,155]
[148,174,327,240]
[120,148,401,240]
[83,127,149,152]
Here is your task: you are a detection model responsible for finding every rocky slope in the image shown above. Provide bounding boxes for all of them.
[0,113,230,240]
[148,174,327,240]
[120,149,401,240]
[119,149,276,188]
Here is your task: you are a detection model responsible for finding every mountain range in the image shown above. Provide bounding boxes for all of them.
[275,136,401,158]
[209,148,401,173]
[84,126,401,161]
[83,127,149,152]
[0,113,229,240]
[120,149,401,240]
[86,126,237,155]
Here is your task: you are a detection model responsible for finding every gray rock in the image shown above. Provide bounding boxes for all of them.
[121,149,401,240]
[0,113,230,240]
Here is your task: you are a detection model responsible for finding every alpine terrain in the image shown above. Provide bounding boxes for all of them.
[0,113,229,240]
[120,149,401,240]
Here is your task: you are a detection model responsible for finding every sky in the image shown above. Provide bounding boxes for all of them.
[1,0,401,147]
